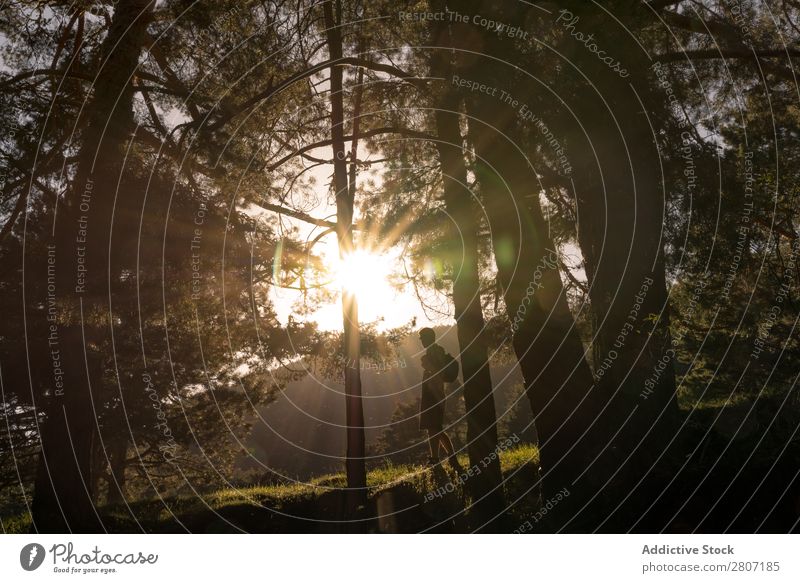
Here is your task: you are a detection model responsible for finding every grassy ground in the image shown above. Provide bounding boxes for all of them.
[10,394,797,533]
[5,445,541,533]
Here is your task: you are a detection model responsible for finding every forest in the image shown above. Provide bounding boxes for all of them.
[0,0,798,534]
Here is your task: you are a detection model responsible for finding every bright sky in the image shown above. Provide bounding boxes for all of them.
[270,242,447,331]
[265,209,585,333]
[262,207,586,334]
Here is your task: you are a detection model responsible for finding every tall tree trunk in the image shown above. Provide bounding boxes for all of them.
[428,0,505,530]
[456,1,608,528]
[32,0,153,533]
[564,16,682,528]
[322,0,367,515]
[469,120,607,525]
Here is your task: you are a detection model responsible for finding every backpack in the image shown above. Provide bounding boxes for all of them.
[442,351,459,383]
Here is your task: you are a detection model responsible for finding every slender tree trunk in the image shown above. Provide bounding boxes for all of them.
[427,1,505,530]
[32,0,153,533]
[105,436,128,506]
[322,0,367,515]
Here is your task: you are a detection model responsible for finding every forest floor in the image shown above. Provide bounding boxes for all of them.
[98,398,800,534]
[6,397,799,533]
[93,445,541,533]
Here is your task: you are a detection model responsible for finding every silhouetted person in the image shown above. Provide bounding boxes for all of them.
[418,327,463,472]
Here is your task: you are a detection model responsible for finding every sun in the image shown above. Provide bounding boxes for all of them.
[331,249,397,320]
[275,245,432,331]
[334,249,389,293]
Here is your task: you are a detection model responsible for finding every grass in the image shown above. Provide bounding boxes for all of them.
[4,445,540,533]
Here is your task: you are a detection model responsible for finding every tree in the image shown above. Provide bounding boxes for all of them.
[1,0,314,529]
[435,1,606,528]
[31,0,156,532]
[426,0,505,528]
[321,0,368,514]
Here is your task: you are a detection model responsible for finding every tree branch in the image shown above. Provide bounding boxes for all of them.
[0,68,93,90]
[257,202,337,229]
[655,47,800,62]
[188,56,431,134]
[266,126,435,171]
[647,0,687,10]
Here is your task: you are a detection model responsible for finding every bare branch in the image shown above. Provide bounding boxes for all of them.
[257,202,337,229]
